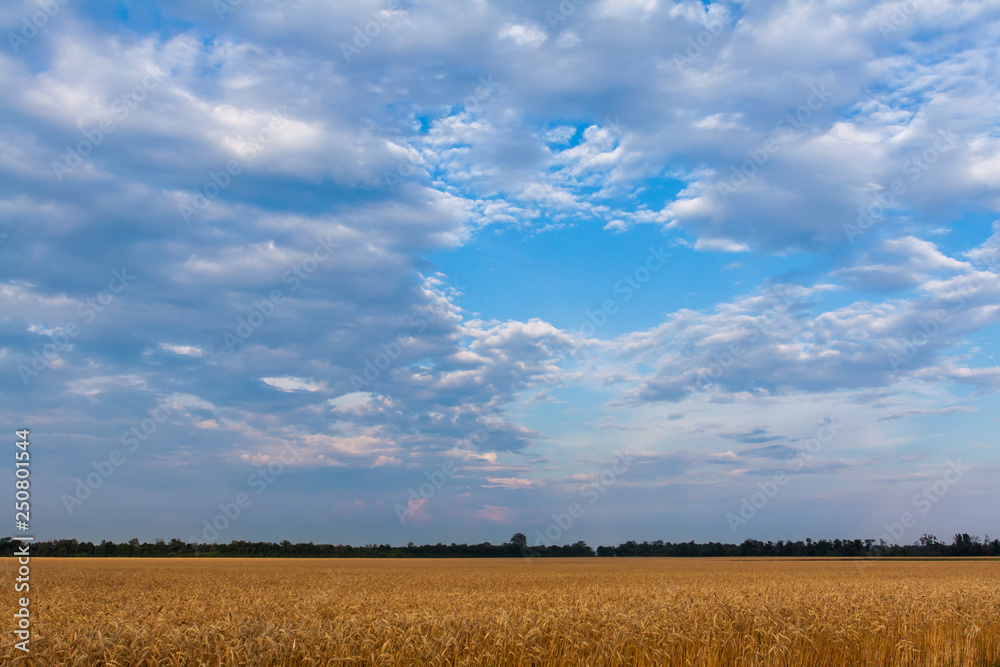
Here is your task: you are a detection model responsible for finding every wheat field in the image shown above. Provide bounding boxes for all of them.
[2,557,999,666]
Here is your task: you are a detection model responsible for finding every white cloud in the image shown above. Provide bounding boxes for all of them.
[371,455,402,467]
[497,23,547,49]
[484,477,540,489]
[261,376,328,392]
[4,0,1000,543]
[694,237,749,252]
[159,343,204,357]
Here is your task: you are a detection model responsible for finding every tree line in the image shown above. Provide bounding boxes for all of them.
[2,533,997,558]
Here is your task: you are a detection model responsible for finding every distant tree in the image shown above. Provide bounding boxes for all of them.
[5,532,999,559]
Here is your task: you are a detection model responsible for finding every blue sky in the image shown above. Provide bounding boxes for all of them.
[2,0,999,547]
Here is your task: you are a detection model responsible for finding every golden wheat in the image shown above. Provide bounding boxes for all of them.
[2,557,999,666]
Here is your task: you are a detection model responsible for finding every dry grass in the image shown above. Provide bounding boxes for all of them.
[2,557,999,666]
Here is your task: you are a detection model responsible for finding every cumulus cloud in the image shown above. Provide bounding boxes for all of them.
[603,239,1000,403]
[497,23,547,49]
[2,0,998,543]
[261,376,328,392]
